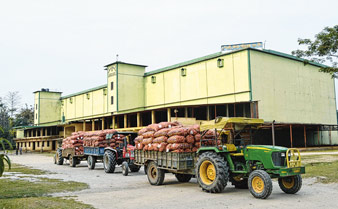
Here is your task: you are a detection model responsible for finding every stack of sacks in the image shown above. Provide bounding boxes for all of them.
[61,131,84,155]
[135,122,204,153]
[200,129,221,146]
[83,129,123,148]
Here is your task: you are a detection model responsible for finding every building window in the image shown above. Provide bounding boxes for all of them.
[181,68,187,76]
[217,58,224,68]
[36,104,37,110]
[42,141,44,147]
[37,142,40,147]
[111,82,114,90]
[111,96,114,104]
[86,93,90,100]
[61,101,64,106]
[151,76,156,83]
[35,114,37,119]
[47,141,50,147]
[69,97,73,104]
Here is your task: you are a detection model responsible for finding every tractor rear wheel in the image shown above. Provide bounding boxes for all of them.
[175,174,193,182]
[122,162,129,176]
[196,152,229,193]
[278,175,302,194]
[147,161,165,185]
[230,175,248,189]
[56,149,63,165]
[103,150,116,173]
[87,155,96,170]
[69,155,77,167]
[248,170,273,199]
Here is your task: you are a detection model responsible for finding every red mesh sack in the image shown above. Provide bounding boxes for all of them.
[195,134,201,142]
[192,147,198,152]
[138,127,152,135]
[158,142,168,152]
[158,122,178,129]
[147,124,161,132]
[142,138,153,145]
[142,131,155,138]
[151,143,160,151]
[154,128,171,137]
[153,136,168,143]
[167,135,185,144]
[166,144,172,152]
[168,128,187,137]
[186,135,195,144]
[187,124,200,135]
[172,149,184,153]
[134,136,143,143]
[184,148,192,152]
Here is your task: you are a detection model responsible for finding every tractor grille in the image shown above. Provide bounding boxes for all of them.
[272,152,286,166]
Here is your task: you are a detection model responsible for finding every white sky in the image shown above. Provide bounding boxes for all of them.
[1,0,338,107]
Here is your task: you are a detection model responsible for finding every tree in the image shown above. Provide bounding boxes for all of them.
[0,126,11,177]
[13,104,34,127]
[292,25,338,76]
[5,91,21,118]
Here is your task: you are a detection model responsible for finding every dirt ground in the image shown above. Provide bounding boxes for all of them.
[7,153,338,209]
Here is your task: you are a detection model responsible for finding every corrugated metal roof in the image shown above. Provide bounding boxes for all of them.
[61,84,107,99]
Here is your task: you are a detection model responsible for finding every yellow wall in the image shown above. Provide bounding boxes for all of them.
[250,50,337,124]
[34,91,61,125]
[107,64,117,112]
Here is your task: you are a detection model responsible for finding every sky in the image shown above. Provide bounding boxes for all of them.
[0,0,338,107]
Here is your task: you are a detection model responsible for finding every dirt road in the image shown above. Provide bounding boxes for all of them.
[8,153,338,209]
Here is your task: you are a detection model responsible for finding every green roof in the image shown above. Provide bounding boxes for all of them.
[61,84,107,99]
[13,125,53,130]
[144,48,328,76]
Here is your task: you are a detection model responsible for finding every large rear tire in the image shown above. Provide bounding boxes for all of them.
[175,174,193,182]
[87,155,96,170]
[56,149,63,165]
[196,152,229,193]
[103,150,116,173]
[147,161,165,185]
[278,175,302,194]
[248,170,273,199]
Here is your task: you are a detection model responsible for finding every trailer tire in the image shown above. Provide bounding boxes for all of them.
[144,165,148,175]
[56,149,63,165]
[87,156,96,170]
[278,175,302,194]
[69,155,77,167]
[122,162,129,176]
[129,165,141,172]
[147,161,165,185]
[196,152,229,193]
[248,170,273,199]
[103,150,116,173]
[175,174,193,182]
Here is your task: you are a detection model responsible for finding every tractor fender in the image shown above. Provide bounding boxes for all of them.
[104,147,118,157]
[196,147,220,155]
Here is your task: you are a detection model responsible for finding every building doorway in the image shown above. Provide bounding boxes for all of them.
[52,141,56,150]
[32,142,36,150]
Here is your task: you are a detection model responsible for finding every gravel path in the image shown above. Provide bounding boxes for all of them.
[7,153,338,209]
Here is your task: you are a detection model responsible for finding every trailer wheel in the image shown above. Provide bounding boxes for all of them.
[103,150,116,173]
[56,149,63,165]
[147,161,165,185]
[278,175,302,194]
[122,162,129,176]
[129,164,141,172]
[87,156,96,170]
[69,155,77,167]
[196,152,229,193]
[230,175,249,189]
[175,174,193,182]
[248,170,273,199]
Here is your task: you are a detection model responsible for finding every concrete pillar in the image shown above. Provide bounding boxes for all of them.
[289,124,293,148]
[151,111,155,124]
[185,107,188,118]
[83,121,86,131]
[102,118,105,130]
[112,116,116,129]
[124,115,127,128]
[206,106,210,120]
[92,120,95,131]
[137,112,141,127]
[40,129,43,137]
[167,108,171,122]
[44,128,47,136]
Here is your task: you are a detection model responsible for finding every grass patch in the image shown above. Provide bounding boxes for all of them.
[303,160,338,183]
[0,197,94,209]
[7,164,52,175]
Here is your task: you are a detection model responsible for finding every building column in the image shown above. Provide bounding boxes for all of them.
[124,115,127,128]
[44,128,47,136]
[83,121,86,131]
[137,113,141,127]
[40,129,43,137]
[167,108,171,122]
[151,111,155,124]
[317,126,320,145]
[289,124,293,148]
[92,120,95,131]
[185,107,188,118]
[206,106,210,120]
[303,126,307,148]
[112,116,116,129]
[101,118,105,130]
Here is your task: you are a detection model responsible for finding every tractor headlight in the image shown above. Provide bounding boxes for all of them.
[281,153,285,157]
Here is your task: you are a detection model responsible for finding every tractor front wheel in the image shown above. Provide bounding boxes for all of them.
[196,152,229,193]
[278,175,302,194]
[122,162,129,176]
[175,174,193,182]
[147,161,165,185]
[87,155,96,170]
[248,170,273,199]
[103,150,116,173]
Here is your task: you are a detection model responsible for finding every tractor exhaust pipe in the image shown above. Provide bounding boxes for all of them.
[272,120,275,147]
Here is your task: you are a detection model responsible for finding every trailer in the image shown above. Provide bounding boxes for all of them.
[55,147,86,167]
[84,132,141,175]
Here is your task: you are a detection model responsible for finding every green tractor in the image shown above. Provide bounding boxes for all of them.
[196,117,305,199]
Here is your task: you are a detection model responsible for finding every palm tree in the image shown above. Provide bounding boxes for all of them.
[0,126,12,177]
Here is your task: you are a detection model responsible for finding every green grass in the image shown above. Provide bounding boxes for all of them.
[0,197,94,209]
[303,160,338,183]
[0,164,92,208]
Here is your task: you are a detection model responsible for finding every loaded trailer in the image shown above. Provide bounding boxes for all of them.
[134,117,305,199]
[55,147,87,167]
[84,132,141,175]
